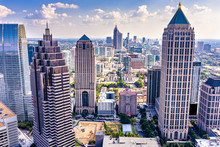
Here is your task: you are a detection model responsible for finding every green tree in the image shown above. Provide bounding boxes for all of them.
[134,78,144,88]
[119,113,131,124]
[130,118,136,125]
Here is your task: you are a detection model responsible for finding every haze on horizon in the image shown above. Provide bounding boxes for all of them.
[0,0,220,39]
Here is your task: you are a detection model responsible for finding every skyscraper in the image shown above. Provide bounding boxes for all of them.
[123,56,131,74]
[147,66,161,107]
[106,37,113,47]
[75,35,96,114]
[113,25,123,50]
[197,77,220,133]
[189,62,201,117]
[30,24,75,146]
[197,41,204,51]
[0,24,32,121]
[158,3,195,140]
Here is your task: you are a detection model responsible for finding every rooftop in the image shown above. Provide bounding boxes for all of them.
[120,89,137,96]
[205,76,220,87]
[0,102,16,120]
[122,124,132,133]
[79,34,90,41]
[169,3,190,25]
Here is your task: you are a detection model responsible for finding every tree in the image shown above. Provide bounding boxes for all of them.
[130,118,136,125]
[134,78,144,88]
[119,113,131,124]
[88,140,95,145]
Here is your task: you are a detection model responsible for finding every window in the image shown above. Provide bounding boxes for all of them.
[82,91,89,106]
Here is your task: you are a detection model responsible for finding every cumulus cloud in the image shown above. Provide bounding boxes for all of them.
[0,5,15,18]
[93,9,104,14]
[164,5,176,15]
[193,4,211,13]
[132,5,157,18]
[26,2,78,19]
[82,15,102,24]
[103,11,122,19]
[22,10,27,13]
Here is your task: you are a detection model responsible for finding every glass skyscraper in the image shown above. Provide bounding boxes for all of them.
[0,24,32,121]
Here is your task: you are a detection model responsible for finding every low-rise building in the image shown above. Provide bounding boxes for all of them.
[98,92,115,117]
[196,138,220,147]
[0,102,18,147]
[103,136,160,147]
[122,124,132,134]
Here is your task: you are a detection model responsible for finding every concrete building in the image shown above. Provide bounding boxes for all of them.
[190,62,201,117]
[158,3,195,140]
[147,66,161,107]
[99,46,107,57]
[0,74,6,105]
[122,124,132,134]
[0,102,19,147]
[147,54,156,67]
[198,77,220,134]
[0,24,32,121]
[119,89,137,116]
[96,63,104,76]
[196,138,220,147]
[106,37,113,47]
[204,44,211,52]
[62,49,72,71]
[123,56,131,74]
[106,91,115,99]
[197,41,204,51]
[103,136,160,147]
[28,43,38,65]
[98,92,115,116]
[30,24,75,146]
[113,25,123,50]
[75,35,96,114]
[70,47,75,71]
[96,131,104,147]
[131,58,145,69]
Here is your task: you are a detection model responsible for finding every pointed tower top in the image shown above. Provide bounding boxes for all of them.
[79,34,90,41]
[46,22,48,29]
[178,2,181,9]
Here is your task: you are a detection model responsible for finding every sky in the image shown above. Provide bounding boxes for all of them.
[0,0,220,39]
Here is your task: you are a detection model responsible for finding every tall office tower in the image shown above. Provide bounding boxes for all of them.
[127,32,130,45]
[142,37,146,44]
[148,54,156,67]
[147,66,161,107]
[197,77,220,133]
[113,25,123,50]
[70,47,75,71]
[0,102,19,147]
[106,37,113,47]
[30,24,75,146]
[123,56,131,74]
[204,44,211,52]
[158,3,195,140]
[189,62,201,117]
[0,24,32,121]
[0,74,6,103]
[75,35,96,114]
[133,36,137,43]
[28,43,38,65]
[62,49,72,71]
[197,41,204,51]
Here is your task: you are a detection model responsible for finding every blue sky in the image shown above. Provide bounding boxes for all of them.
[0,0,220,39]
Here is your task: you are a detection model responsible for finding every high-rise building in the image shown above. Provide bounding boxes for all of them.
[0,24,32,121]
[204,44,211,52]
[30,24,75,146]
[0,74,6,104]
[147,54,156,67]
[70,47,75,71]
[113,25,123,50]
[119,89,137,116]
[96,63,104,76]
[0,102,19,147]
[189,62,201,117]
[98,92,115,117]
[28,43,38,65]
[142,37,146,44]
[197,77,220,133]
[158,3,195,140]
[106,37,113,47]
[75,35,96,114]
[197,41,204,51]
[62,49,72,71]
[123,56,131,74]
[147,66,161,107]
[133,36,137,43]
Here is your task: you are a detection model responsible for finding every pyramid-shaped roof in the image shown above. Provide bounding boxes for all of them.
[169,3,190,25]
[79,34,90,40]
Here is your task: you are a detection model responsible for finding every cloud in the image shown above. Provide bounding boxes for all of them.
[22,10,27,13]
[0,5,15,18]
[132,5,157,18]
[164,5,176,15]
[93,9,104,14]
[82,15,102,24]
[103,11,121,19]
[26,2,78,19]
[193,4,211,13]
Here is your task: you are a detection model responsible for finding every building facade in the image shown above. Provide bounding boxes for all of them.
[197,77,220,134]
[75,35,96,114]
[98,92,115,116]
[119,89,137,116]
[62,49,72,72]
[113,25,123,50]
[0,24,32,121]
[123,56,131,74]
[30,25,75,146]
[0,102,19,147]
[158,3,195,140]
[189,61,201,116]
[147,66,161,107]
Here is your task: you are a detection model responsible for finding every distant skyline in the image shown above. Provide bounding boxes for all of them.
[0,0,220,39]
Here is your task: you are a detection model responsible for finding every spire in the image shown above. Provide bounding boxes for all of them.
[178,2,181,9]
[79,34,90,41]
[43,22,52,41]
[45,22,50,35]
[46,22,48,29]
[169,2,190,24]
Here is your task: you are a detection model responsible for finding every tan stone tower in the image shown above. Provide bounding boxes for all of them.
[158,3,195,140]
[75,35,96,114]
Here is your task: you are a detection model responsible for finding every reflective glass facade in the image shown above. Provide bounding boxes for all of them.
[0,24,32,121]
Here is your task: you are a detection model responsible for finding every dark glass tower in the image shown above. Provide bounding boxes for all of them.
[30,24,75,146]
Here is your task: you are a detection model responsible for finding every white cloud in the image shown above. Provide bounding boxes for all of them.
[164,5,175,15]
[26,2,78,19]
[103,11,121,19]
[193,4,211,13]
[0,5,15,18]
[82,15,102,24]
[93,9,104,14]
[22,10,27,13]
